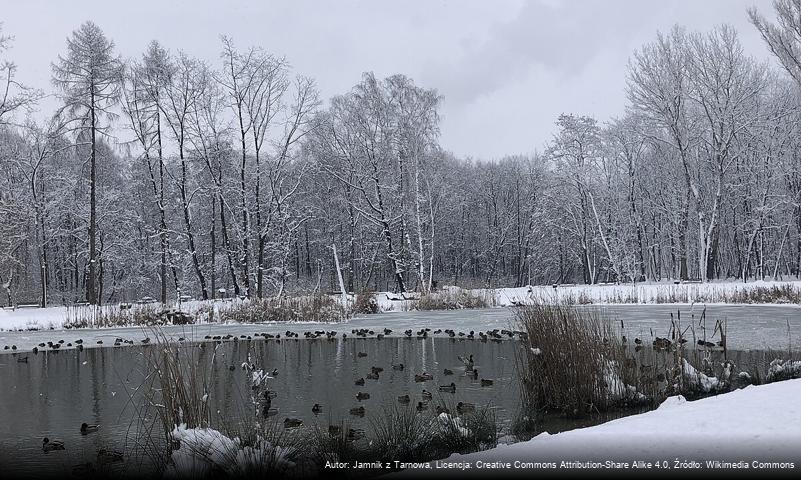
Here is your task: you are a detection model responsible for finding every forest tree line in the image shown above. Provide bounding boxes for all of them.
[3,2,801,305]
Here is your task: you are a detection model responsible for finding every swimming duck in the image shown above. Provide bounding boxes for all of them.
[355,377,365,386]
[80,423,100,434]
[480,378,494,387]
[356,392,370,401]
[458,354,474,370]
[392,363,404,371]
[443,368,454,375]
[141,338,151,344]
[397,394,411,403]
[42,438,65,452]
[438,382,457,393]
[456,401,476,413]
[416,401,428,412]
[421,389,433,399]
[357,352,367,358]
[312,404,323,414]
[371,366,384,374]
[349,406,366,416]
[366,372,379,380]
[284,418,303,428]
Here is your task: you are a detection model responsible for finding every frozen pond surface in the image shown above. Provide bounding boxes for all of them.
[2,304,800,352]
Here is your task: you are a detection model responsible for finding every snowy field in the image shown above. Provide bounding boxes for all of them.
[400,379,801,476]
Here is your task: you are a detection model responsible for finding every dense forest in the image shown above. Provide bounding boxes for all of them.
[4,2,801,305]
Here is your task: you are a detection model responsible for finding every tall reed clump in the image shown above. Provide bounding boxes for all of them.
[515,303,634,418]
[415,289,491,310]
[352,291,379,314]
[132,331,303,478]
[217,295,348,323]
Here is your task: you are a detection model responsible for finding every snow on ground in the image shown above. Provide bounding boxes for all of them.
[166,423,295,478]
[404,379,801,476]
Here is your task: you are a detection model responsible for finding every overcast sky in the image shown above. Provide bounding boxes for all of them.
[0,0,781,159]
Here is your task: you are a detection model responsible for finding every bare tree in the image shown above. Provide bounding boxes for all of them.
[51,21,122,304]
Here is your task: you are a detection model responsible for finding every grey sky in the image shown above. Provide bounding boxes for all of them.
[0,0,779,159]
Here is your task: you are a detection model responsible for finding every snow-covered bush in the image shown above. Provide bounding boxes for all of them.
[766,358,801,383]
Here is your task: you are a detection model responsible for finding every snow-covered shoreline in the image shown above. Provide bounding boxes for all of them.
[398,379,801,476]
[4,280,801,332]
[2,280,801,354]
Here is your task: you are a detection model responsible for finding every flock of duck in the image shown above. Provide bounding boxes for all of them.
[1,327,528,357]
[41,423,124,467]
[5,325,519,454]
[279,350,495,432]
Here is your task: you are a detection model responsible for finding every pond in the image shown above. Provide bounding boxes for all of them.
[0,336,526,477]
[0,304,799,477]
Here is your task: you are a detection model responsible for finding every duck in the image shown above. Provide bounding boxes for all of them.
[456,401,476,413]
[397,394,411,403]
[438,382,456,393]
[141,338,151,345]
[357,352,367,358]
[416,401,428,412]
[354,377,365,386]
[283,418,303,428]
[443,368,454,375]
[366,372,379,380]
[97,449,124,463]
[371,366,384,374]
[312,404,323,415]
[421,389,433,399]
[349,406,366,416]
[356,392,370,401]
[80,423,100,434]
[42,438,65,452]
[392,363,404,371]
[480,378,494,387]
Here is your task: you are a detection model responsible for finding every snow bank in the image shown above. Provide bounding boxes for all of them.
[409,379,801,476]
[767,359,801,383]
[166,423,295,478]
